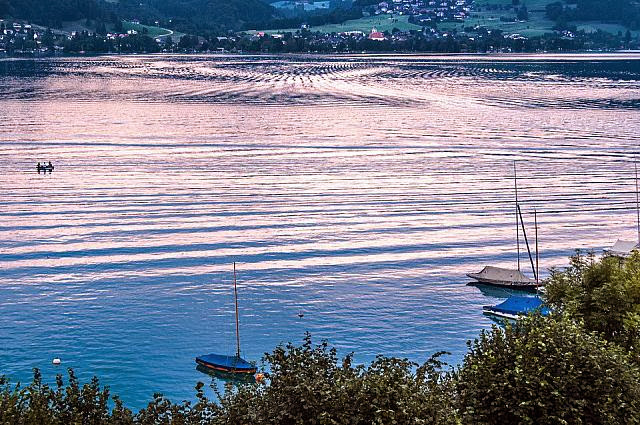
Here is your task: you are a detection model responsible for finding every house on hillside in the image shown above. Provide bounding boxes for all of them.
[368,27,385,41]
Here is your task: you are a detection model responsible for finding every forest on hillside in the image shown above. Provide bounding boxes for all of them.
[0,0,277,31]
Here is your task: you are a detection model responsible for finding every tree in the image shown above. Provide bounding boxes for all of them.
[179,34,196,49]
[544,250,640,355]
[517,5,528,21]
[96,21,107,36]
[0,369,132,424]
[455,314,640,424]
[114,19,124,33]
[546,1,565,21]
[0,0,11,17]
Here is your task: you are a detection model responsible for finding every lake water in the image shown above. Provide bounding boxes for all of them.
[1,53,640,409]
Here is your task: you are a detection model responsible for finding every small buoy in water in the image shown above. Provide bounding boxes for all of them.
[255,373,265,383]
[52,358,61,365]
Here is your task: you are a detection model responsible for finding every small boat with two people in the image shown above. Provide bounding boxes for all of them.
[195,263,257,376]
[37,161,55,173]
[468,162,541,292]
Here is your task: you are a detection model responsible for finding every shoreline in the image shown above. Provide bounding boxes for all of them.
[2,50,640,61]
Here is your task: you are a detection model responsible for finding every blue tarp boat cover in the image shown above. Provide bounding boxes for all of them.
[486,296,550,316]
[196,353,256,372]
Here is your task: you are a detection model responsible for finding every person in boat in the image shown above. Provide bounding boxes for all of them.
[48,161,53,169]
[37,162,41,170]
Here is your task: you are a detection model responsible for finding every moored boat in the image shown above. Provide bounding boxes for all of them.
[467,266,538,291]
[468,162,541,291]
[605,239,639,258]
[604,164,640,258]
[483,295,549,320]
[195,353,256,374]
[196,263,256,375]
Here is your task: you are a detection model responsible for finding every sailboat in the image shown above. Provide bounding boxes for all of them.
[482,294,550,320]
[605,163,640,258]
[195,263,257,375]
[468,163,540,291]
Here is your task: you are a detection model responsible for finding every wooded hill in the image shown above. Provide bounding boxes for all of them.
[0,0,277,32]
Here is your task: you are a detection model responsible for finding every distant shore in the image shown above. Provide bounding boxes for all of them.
[2,50,640,61]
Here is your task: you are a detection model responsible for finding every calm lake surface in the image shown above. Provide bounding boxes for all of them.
[1,53,640,409]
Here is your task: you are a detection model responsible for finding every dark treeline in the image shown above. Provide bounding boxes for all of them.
[246,6,363,31]
[0,0,111,27]
[55,29,634,55]
[213,29,632,54]
[62,32,160,54]
[4,25,633,56]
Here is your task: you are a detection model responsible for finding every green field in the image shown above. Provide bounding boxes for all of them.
[438,14,555,37]
[121,21,186,39]
[258,14,421,35]
[438,0,556,36]
[576,22,638,36]
[449,0,638,37]
[475,0,554,9]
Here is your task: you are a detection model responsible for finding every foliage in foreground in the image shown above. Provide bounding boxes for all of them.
[3,319,640,424]
[4,251,640,424]
[544,250,640,357]
[216,336,457,424]
[456,314,640,425]
[0,335,457,425]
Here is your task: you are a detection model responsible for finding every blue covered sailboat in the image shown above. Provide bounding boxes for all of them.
[483,295,550,320]
[196,353,256,374]
[196,263,257,375]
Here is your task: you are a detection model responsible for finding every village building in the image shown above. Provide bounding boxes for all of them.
[368,27,385,41]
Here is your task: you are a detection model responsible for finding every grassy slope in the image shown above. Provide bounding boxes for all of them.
[121,21,186,39]
[259,14,421,34]
[57,20,185,39]
[576,22,638,36]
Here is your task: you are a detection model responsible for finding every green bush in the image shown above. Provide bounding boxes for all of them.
[545,250,640,356]
[455,314,640,425]
[0,368,131,424]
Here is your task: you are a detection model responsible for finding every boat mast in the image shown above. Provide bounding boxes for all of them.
[514,161,520,271]
[535,208,539,286]
[636,163,639,246]
[233,262,241,358]
[517,204,537,281]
